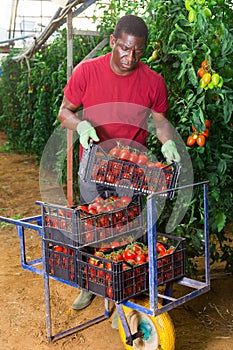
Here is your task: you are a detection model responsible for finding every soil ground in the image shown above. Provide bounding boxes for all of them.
[0,131,232,350]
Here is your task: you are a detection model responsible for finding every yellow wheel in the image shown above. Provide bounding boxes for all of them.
[118,296,175,350]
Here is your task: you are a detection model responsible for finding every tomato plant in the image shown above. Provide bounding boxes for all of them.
[0,0,232,273]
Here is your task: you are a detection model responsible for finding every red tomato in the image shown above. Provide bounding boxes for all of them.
[187,135,196,146]
[135,253,146,264]
[154,162,164,168]
[197,67,206,78]
[109,146,120,158]
[202,128,209,138]
[94,196,105,204]
[205,119,211,129]
[54,245,63,252]
[137,153,148,165]
[95,203,106,213]
[111,241,120,249]
[124,249,136,261]
[201,59,209,70]
[120,196,131,206]
[105,204,115,212]
[119,148,130,161]
[129,152,139,163]
[156,242,166,254]
[106,287,113,299]
[94,251,105,258]
[76,205,89,212]
[88,257,98,266]
[197,134,206,147]
[88,207,97,215]
[131,243,142,253]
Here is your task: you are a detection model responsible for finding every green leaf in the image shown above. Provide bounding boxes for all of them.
[216,213,226,233]
[223,99,233,123]
[217,159,227,174]
[188,65,198,87]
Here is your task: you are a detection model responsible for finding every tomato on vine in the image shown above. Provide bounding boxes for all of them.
[201,59,209,70]
[197,67,206,78]
[211,73,220,86]
[202,73,212,85]
[202,129,209,138]
[187,134,196,146]
[197,134,206,147]
[205,119,211,129]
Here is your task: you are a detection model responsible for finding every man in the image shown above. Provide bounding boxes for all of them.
[58,14,180,327]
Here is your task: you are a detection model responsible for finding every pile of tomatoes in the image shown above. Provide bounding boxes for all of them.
[83,239,178,299]
[93,240,175,265]
[47,244,75,281]
[197,59,223,90]
[76,195,142,243]
[90,144,174,194]
[187,119,211,147]
[76,195,132,215]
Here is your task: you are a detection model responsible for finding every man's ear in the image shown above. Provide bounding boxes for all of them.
[110,34,115,48]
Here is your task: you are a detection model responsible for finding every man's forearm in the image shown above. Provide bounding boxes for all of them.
[58,108,80,131]
[152,113,174,144]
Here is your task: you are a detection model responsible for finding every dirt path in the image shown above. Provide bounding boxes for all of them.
[0,131,232,350]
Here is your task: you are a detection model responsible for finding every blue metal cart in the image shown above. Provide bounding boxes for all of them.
[0,181,210,349]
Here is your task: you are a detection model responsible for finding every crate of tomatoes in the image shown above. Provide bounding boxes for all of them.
[44,239,77,282]
[76,233,186,302]
[79,142,181,200]
[41,194,143,248]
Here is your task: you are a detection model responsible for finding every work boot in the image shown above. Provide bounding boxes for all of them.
[72,291,93,310]
[111,311,119,330]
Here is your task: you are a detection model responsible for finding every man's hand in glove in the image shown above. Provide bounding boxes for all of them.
[161,140,181,163]
[76,120,100,149]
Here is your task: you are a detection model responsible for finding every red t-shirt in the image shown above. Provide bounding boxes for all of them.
[64,53,168,155]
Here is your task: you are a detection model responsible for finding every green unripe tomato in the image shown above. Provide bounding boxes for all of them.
[188,9,196,22]
[185,0,194,11]
[217,76,224,88]
[199,78,206,89]
[211,73,220,86]
[207,81,214,90]
[203,7,212,18]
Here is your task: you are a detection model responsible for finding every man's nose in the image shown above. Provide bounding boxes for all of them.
[127,49,136,63]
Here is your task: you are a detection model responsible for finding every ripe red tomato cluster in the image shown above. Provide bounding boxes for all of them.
[187,119,211,147]
[77,195,141,244]
[83,240,179,299]
[48,245,75,280]
[76,195,131,215]
[109,145,149,165]
[91,144,173,194]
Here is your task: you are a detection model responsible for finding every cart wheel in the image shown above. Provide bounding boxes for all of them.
[118,297,175,350]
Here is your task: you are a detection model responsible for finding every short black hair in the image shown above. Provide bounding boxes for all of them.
[113,15,148,42]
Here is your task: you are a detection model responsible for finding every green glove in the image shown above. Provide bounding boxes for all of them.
[161,140,181,163]
[76,120,99,149]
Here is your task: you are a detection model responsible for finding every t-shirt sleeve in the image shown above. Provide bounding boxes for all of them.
[63,63,86,107]
[151,74,169,114]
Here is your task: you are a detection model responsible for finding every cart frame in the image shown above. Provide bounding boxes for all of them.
[0,181,210,345]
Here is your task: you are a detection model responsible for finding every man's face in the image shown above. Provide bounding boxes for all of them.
[110,32,146,76]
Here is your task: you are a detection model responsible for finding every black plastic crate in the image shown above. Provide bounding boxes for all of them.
[79,143,181,199]
[44,239,77,282]
[41,195,144,247]
[76,233,186,302]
